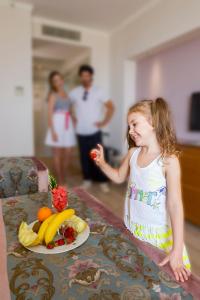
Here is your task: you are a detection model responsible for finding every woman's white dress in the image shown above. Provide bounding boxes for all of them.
[45,94,76,147]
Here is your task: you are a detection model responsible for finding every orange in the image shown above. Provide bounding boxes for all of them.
[37,207,52,222]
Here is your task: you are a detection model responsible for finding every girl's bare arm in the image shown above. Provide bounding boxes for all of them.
[94,144,135,184]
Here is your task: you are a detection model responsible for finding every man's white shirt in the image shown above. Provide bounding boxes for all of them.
[69,85,109,135]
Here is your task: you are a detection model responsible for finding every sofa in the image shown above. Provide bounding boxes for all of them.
[0,156,49,300]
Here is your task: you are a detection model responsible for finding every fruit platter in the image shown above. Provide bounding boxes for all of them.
[18,175,90,254]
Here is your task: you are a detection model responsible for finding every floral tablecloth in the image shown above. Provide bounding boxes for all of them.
[1,188,200,300]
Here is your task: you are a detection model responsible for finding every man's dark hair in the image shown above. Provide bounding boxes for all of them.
[78,65,94,76]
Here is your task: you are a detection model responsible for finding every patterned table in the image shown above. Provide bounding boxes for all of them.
[1,188,200,300]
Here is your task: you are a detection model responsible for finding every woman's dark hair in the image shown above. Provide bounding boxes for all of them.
[78,65,94,76]
[48,71,62,92]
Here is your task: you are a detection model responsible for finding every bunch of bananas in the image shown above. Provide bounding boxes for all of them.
[18,208,75,247]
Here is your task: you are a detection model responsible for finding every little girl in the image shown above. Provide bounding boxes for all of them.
[94,98,191,282]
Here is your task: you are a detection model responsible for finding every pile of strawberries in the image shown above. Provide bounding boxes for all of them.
[52,186,68,212]
[47,176,77,250]
[63,227,76,244]
[47,239,65,249]
[46,226,76,249]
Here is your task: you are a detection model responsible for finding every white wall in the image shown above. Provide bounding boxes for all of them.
[0,4,33,157]
[32,17,111,108]
[136,34,200,143]
[0,8,111,157]
[110,0,200,152]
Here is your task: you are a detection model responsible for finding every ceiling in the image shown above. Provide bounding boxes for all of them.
[16,0,151,32]
[33,39,90,81]
[33,39,90,60]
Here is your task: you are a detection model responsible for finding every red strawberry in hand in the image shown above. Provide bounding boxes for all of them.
[90,149,97,160]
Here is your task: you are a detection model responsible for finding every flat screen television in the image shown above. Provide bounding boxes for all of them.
[189,92,200,131]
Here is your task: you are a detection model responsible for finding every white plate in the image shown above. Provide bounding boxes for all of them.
[26,221,90,254]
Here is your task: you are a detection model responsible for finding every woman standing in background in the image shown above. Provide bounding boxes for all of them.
[45,71,76,185]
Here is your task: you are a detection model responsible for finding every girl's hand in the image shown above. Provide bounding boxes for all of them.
[92,144,105,167]
[158,250,191,282]
[52,131,58,142]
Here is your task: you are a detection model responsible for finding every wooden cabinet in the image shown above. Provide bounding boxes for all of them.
[179,145,200,226]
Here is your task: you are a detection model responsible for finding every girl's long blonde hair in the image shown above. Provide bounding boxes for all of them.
[127,98,180,157]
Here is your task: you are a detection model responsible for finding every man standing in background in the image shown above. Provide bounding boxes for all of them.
[70,65,114,192]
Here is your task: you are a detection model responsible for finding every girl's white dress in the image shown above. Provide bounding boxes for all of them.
[124,147,190,269]
[45,94,76,148]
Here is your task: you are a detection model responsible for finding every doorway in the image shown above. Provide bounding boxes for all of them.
[32,38,91,157]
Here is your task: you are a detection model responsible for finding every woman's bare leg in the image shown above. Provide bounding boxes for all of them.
[52,147,64,184]
[63,147,73,178]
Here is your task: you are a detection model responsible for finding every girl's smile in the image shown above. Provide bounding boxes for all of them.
[131,133,141,144]
[128,112,154,146]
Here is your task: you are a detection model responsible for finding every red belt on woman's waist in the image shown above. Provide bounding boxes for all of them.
[54,111,70,129]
